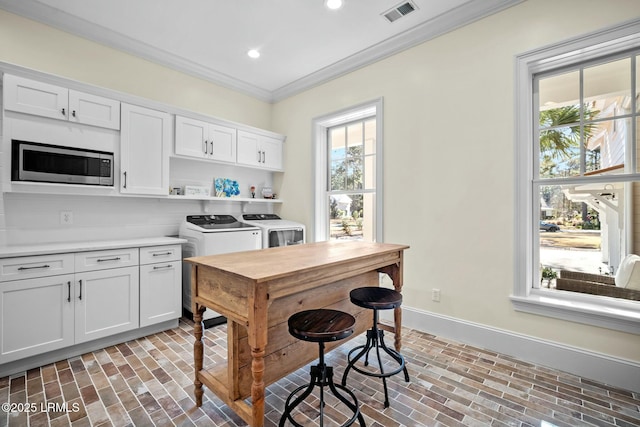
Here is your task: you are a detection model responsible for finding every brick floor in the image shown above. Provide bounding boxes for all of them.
[0,319,638,426]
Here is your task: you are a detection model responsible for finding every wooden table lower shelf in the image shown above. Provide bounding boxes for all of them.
[186,240,409,427]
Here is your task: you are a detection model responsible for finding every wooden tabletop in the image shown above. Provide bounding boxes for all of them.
[184,240,410,283]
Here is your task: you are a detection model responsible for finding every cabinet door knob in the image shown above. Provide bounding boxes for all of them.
[61,108,66,116]
[72,110,76,118]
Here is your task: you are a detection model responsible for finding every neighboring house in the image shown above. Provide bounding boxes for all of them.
[562,96,629,267]
[540,197,554,218]
[331,194,352,217]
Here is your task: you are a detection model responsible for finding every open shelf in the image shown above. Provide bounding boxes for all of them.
[166,195,281,203]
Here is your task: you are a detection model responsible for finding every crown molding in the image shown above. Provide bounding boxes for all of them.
[0,0,523,103]
[271,0,524,102]
[0,0,273,102]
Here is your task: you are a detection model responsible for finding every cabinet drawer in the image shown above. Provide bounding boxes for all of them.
[140,245,181,265]
[75,248,139,272]
[0,253,74,282]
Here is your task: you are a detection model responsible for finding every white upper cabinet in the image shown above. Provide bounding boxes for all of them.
[120,103,171,195]
[237,130,283,171]
[3,75,67,120]
[175,116,236,163]
[68,90,120,129]
[3,74,120,130]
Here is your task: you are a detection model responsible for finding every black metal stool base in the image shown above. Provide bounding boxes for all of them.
[341,321,409,408]
[279,343,365,427]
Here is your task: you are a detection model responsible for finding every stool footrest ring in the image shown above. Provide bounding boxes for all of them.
[279,364,365,427]
[341,326,410,408]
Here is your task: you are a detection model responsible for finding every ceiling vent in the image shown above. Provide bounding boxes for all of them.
[382,1,417,23]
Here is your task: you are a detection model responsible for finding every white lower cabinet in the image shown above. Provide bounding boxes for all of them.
[75,266,139,343]
[0,242,181,365]
[0,274,75,363]
[139,245,181,327]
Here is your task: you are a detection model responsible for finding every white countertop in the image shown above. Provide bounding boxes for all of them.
[0,237,187,258]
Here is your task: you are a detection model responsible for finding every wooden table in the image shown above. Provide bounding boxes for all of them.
[185,240,409,427]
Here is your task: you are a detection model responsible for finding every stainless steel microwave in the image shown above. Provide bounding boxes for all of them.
[12,140,114,186]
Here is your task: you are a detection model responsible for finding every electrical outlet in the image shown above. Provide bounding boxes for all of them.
[60,211,73,225]
[432,288,441,302]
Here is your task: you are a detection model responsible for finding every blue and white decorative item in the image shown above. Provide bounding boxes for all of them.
[214,178,240,197]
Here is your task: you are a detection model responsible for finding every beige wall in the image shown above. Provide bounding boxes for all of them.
[1,1,639,363]
[272,0,640,362]
[0,10,272,129]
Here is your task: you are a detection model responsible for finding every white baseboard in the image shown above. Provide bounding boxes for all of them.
[382,307,640,393]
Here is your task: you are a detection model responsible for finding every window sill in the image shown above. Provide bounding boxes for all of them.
[510,289,640,335]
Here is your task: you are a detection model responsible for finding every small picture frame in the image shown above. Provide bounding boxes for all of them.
[184,185,210,197]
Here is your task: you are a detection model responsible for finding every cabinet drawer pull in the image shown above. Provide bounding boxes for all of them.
[204,140,208,154]
[153,264,173,270]
[152,252,172,257]
[67,281,71,303]
[78,280,83,300]
[123,171,127,189]
[97,257,122,263]
[262,151,265,163]
[17,264,51,271]
[210,141,214,154]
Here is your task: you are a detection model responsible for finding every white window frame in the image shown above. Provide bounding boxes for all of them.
[313,98,384,242]
[512,19,640,334]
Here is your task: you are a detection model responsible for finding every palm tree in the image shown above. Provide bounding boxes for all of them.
[539,104,599,222]
[539,105,598,160]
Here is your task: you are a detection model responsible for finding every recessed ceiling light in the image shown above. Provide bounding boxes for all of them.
[247,49,260,59]
[325,0,343,10]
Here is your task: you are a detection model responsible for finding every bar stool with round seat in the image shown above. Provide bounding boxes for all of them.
[280,308,366,427]
[341,287,409,408]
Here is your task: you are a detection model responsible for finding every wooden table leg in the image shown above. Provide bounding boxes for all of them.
[394,305,402,352]
[248,284,268,427]
[379,254,404,352]
[193,305,206,407]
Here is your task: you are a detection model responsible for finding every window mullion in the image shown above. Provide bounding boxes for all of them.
[579,68,586,176]
[631,55,637,173]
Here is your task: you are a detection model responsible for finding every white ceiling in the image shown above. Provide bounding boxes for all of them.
[0,0,521,102]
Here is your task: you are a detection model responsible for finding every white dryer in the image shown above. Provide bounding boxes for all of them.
[239,214,305,248]
[179,215,262,327]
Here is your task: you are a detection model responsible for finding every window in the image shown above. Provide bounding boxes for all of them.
[514,21,640,334]
[313,99,383,242]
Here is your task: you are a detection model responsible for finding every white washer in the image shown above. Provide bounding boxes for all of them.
[239,214,305,248]
[179,214,262,327]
